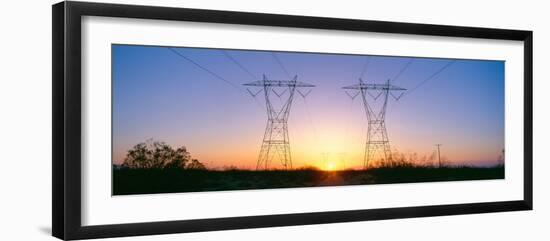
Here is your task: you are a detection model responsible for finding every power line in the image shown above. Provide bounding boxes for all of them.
[271,52,291,79]
[168,48,242,91]
[269,52,320,160]
[220,50,265,109]
[391,58,414,83]
[359,56,371,80]
[269,52,321,161]
[404,60,456,96]
[303,97,321,149]
[222,50,258,79]
[271,53,320,148]
[344,93,357,147]
[168,47,265,111]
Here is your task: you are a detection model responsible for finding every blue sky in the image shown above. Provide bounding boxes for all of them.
[112,44,504,169]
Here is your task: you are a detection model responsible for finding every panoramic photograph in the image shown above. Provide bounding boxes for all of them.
[112,44,505,195]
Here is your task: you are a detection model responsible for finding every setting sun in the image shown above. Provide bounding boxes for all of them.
[323,162,337,171]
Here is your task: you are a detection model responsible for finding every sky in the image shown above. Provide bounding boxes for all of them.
[112,44,505,170]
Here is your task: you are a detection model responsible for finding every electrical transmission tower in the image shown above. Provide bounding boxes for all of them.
[343,78,406,169]
[244,75,315,170]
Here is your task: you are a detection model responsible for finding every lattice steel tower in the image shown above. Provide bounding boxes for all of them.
[244,75,315,170]
[343,79,406,169]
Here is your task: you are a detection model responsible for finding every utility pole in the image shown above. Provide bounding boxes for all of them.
[435,144,442,168]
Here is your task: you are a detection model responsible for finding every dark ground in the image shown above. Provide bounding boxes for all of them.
[112,166,504,195]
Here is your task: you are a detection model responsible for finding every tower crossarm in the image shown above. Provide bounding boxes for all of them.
[368,120,385,124]
[342,83,406,91]
[244,80,315,87]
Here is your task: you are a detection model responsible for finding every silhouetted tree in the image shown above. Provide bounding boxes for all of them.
[122,139,201,169]
[186,159,207,170]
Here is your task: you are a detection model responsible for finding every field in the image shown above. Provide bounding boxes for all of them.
[112,166,504,195]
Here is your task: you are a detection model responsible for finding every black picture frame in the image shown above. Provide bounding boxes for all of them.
[52,1,533,240]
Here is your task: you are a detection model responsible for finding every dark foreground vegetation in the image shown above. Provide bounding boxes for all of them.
[113,165,504,195]
[114,139,504,195]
